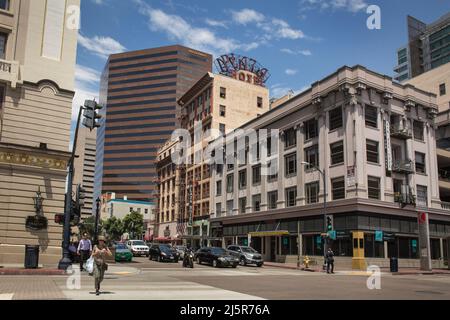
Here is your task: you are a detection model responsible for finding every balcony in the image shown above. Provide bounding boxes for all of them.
[0,59,21,88]
[441,201,450,211]
[394,190,416,206]
[390,125,412,140]
[392,160,414,174]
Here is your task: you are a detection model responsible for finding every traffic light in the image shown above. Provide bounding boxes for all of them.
[82,100,102,131]
[326,215,333,232]
[76,184,86,209]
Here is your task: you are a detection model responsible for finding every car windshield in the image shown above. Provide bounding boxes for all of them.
[116,244,127,249]
[242,247,257,253]
[211,248,227,255]
[160,245,172,253]
[132,241,145,246]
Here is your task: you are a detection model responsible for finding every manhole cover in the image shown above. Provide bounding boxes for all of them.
[415,291,444,295]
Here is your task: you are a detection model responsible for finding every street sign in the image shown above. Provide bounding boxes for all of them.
[328,230,337,240]
[375,231,383,242]
[383,232,395,241]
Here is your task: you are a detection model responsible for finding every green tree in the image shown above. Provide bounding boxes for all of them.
[78,216,102,238]
[103,216,124,241]
[123,211,144,239]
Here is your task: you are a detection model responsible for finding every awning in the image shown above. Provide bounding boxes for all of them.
[249,230,290,237]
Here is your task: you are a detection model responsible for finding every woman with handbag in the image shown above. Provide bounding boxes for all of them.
[92,236,112,296]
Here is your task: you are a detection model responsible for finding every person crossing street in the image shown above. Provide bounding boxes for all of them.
[326,248,335,274]
[77,233,92,272]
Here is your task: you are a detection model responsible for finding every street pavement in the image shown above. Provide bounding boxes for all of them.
[1,257,450,300]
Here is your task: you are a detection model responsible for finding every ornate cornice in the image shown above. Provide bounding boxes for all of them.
[0,151,68,170]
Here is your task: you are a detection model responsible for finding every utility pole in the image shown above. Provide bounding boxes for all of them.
[94,197,101,245]
[58,100,102,270]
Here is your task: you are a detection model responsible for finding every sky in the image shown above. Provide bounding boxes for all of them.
[73,0,450,129]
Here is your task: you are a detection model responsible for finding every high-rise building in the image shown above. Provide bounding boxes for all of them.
[0,0,79,264]
[394,13,450,82]
[94,45,212,205]
[73,127,97,218]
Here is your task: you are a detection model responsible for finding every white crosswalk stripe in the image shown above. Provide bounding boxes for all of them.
[0,294,14,300]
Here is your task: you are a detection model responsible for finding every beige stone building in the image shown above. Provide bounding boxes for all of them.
[0,0,79,264]
[210,65,449,268]
[177,70,270,248]
[155,139,182,242]
[73,127,97,219]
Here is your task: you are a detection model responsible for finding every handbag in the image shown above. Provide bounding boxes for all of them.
[85,256,94,274]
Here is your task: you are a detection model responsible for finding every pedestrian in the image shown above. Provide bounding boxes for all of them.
[326,248,335,274]
[69,241,78,263]
[92,236,112,296]
[77,233,92,272]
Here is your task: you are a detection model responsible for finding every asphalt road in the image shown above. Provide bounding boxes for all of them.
[2,257,450,300]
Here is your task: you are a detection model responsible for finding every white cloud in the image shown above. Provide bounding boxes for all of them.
[271,84,309,98]
[281,48,312,56]
[78,34,126,59]
[300,0,368,13]
[75,65,100,85]
[231,9,265,25]
[92,0,105,4]
[271,19,304,39]
[205,19,228,29]
[135,1,258,55]
[72,86,99,121]
[285,69,298,76]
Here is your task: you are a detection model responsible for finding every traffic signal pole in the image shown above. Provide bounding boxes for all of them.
[58,106,83,270]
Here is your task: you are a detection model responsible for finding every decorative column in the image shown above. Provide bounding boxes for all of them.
[277,130,286,208]
[296,123,305,206]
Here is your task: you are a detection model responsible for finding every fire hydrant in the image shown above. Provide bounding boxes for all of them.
[303,256,310,269]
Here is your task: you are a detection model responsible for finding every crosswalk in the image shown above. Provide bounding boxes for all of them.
[61,281,264,300]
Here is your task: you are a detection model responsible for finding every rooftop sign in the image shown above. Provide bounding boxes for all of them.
[214,53,270,86]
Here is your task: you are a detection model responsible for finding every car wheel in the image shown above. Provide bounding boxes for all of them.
[212,260,218,268]
[232,264,237,269]
[257,263,263,268]
[157,255,161,262]
[197,257,201,265]
[239,257,247,266]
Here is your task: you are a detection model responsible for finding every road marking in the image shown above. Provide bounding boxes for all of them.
[0,294,14,300]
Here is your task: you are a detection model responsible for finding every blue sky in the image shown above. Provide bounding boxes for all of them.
[73,0,449,123]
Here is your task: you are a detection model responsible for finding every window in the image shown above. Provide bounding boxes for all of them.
[413,121,424,141]
[304,118,318,140]
[329,106,343,130]
[220,105,226,117]
[306,182,320,204]
[226,200,233,215]
[304,145,319,169]
[216,181,222,196]
[284,128,297,149]
[368,176,381,200]
[219,123,226,136]
[252,165,261,185]
[268,191,278,209]
[216,203,222,216]
[415,152,426,174]
[330,141,344,165]
[440,83,446,96]
[365,105,378,128]
[0,33,7,60]
[252,194,261,212]
[0,0,10,11]
[257,97,263,108]
[239,198,247,214]
[145,209,148,214]
[417,185,428,207]
[286,187,297,207]
[332,177,345,200]
[366,140,379,164]
[285,153,297,177]
[267,160,278,182]
[238,170,247,189]
[226,174,233,193]
[220,87,226,99]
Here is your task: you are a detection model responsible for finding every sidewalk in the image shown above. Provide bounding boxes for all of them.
[264,261,450,275]
[0,264,139,276]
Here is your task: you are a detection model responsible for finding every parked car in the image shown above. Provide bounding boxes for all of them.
[195,247,239,268]
[126,240,150,257]
[174,245,187,259]
[114,243,133,262]
[227,245,264,267]
[149,244,179,262]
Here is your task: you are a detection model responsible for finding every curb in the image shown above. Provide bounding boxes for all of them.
[264,263,321,272]
[0,269,66,276]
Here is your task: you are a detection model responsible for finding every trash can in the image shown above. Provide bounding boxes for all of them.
[24,245,40,269]
[390,257,398,273]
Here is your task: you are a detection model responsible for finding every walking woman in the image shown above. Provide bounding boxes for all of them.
[92,236,112,296]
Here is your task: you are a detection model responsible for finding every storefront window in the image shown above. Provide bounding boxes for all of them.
[431,239,441,260]
[364,234,384,258]
[281,236,299,255]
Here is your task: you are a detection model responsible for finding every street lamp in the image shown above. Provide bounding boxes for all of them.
[301,161,328,270]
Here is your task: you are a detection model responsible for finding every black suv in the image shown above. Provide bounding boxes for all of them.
[227,245,264,267]
[195,247,239,268]
[149,244,179,262]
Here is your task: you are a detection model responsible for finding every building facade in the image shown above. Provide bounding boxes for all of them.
[210,65,449,268]
[176,64,270,248]
[73,127,97,218]
[394,13,450,82]
[94,45,212,205]
[0,0,79,264]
